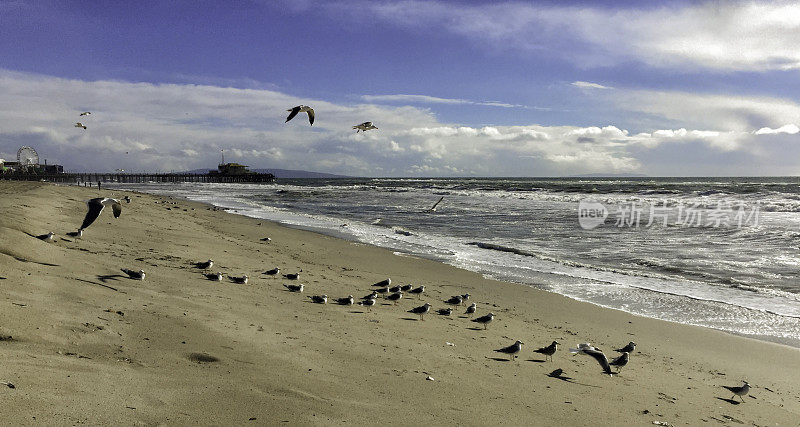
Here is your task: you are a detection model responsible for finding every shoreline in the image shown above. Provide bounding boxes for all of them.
[2,181,799,424]
[105,181,800,350]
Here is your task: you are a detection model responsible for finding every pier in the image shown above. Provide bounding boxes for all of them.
[1,171,275,184]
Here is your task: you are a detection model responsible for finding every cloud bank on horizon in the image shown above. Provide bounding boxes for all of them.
[0,0,798,176]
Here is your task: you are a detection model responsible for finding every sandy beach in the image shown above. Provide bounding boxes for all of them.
[1,181,798,425]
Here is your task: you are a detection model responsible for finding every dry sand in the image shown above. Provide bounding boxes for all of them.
[1,181,799,425]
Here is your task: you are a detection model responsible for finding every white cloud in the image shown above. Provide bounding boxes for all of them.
[572,81,612,90]
[361,93,527,109]
[337,1,800,72]
[611,89,800,132]
[1,69,798,176]
[754,124,800,135]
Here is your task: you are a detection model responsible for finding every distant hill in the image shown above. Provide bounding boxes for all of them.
[184,168,349,178]
[567,173,649,178]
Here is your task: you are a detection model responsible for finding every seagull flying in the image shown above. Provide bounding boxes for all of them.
[495,340,524,361]
[74,122,87,129]
[575,347,613,375]
[79,198,122,231]
[285,105,314,125]
[534,341,560,362]
[569,343,599,354]
[79,112,91,116]
[408,303,431,320]
[472,312,495,329]
[429,196,444,212]
[722,381,750,402]
[121,269,145,280]
[353,121,378,132]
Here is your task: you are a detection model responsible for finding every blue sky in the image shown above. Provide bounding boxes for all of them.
[0,0,798,176]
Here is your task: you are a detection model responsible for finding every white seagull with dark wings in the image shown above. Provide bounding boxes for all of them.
[78,198,122,232]
[285,105,314,125]
[353,122,378,132]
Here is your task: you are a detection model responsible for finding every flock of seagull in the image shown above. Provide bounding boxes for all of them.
[71,106,379,135]
[29,131,753,402]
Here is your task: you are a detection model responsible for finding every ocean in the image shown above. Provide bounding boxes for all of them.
[106,177,800,347]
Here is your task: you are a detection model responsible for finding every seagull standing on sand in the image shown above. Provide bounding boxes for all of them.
[123,196,131,203]
[283,283,304,292]
[465,302,476,316]
[460,293,471,306]
[309,294,328,304]
[121,269,145,280]
[722,381,750,402]
[472,312,495,329]
[79,198,122,231]
[335,295,355,305]
[353,122,378,132]
[437,308,453,316]
[408,285,425,299]
[74,122,87,129]
[386,292,403,305]
[205,272,224,281]
[373,278,391,287]
[408,303,431,320]
[609,352,629,372]
[265,268,280,275]
[444,295,463,307]
[36,232,55,242]
[194,259,213,269]
[614,342,636,353]
[230,274,249,284]
[359,297,376,310]
[283,272,300,280]
[66,229,83,238]
[285,105,315,126]
[534,341,560,362]
[495,340,524,361]
[400,284,413,292]
[361,291,378,300]
[389,285,402,293]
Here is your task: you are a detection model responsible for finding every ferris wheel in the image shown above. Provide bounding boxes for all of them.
[17,146,39,167]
